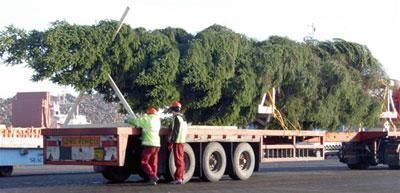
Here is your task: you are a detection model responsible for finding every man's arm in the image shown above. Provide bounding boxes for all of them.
[170,116,181,143]
[127,116,145,128]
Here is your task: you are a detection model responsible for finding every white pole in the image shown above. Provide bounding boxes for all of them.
[106,6,136,118]
[111,6,130,42]
[387,89,390,114]
[107,74,136,118]
[63,6,135,125]
[272,87,276,112]
[259,94,266,106]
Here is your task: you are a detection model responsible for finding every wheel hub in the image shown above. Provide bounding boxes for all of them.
[209,153,219,171]
[239,152,250,170]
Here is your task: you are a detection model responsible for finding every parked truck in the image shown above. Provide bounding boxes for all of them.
[42,125,400,183]
[43,124,325,183]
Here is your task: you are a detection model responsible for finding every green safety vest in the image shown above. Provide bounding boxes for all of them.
[175,115,188,143]
[128,114,161,147]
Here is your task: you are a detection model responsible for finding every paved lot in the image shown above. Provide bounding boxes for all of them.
[1,159,400,193]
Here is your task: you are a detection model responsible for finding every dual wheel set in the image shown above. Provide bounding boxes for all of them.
[0,166,13,177]
[102,142,256,183]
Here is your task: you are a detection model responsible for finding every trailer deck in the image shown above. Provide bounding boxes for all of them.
[42,125,325,167]
[41,124,400,182]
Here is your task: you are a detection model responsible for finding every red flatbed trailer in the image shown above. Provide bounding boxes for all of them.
[42,124,400,183]
[42,125,324,183]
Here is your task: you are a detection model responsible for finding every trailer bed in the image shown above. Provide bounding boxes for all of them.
[42,125,325,166]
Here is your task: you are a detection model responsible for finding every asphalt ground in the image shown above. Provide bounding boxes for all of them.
[1,158,400,193]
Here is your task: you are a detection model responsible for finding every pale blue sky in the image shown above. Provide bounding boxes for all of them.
[0,0,399,98]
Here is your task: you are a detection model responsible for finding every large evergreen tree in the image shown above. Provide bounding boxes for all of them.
[0,21,387,130]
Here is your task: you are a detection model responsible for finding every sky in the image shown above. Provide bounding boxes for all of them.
[0,0,399,98]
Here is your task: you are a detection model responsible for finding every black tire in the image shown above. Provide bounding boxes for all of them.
[347,164,357,170]
[101,166,131,182]
[0,166,13,177]
[165,143,196,184]
[229,143,255,180]
[347,163,369,170]
[388,165,400,169]
[201,142,226,182]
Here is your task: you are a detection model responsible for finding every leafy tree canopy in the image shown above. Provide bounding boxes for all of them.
[0,21,387,130]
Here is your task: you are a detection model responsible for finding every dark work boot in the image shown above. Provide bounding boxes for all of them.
[170,179,184,184]
[147,176,158,185]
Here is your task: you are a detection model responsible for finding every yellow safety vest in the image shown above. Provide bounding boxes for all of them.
[128,114,161,147]
[175,115,187,143]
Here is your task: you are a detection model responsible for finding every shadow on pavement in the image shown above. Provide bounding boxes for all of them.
[260,165,391,173]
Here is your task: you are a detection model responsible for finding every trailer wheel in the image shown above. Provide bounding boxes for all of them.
[201,142,226,182]
[165,143,196,184]
[347,163,369,170]
[388,165,400,169]
[229,143,255,180]
[101,166,131,182]
[0,166,13,177]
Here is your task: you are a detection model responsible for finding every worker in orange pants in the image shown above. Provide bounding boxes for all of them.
[128,107,161,185]
[172,143,185,182]
[168,101,188,184]
[140,146,159,183]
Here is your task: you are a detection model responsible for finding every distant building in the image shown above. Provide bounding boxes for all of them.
[12,92,51,128]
